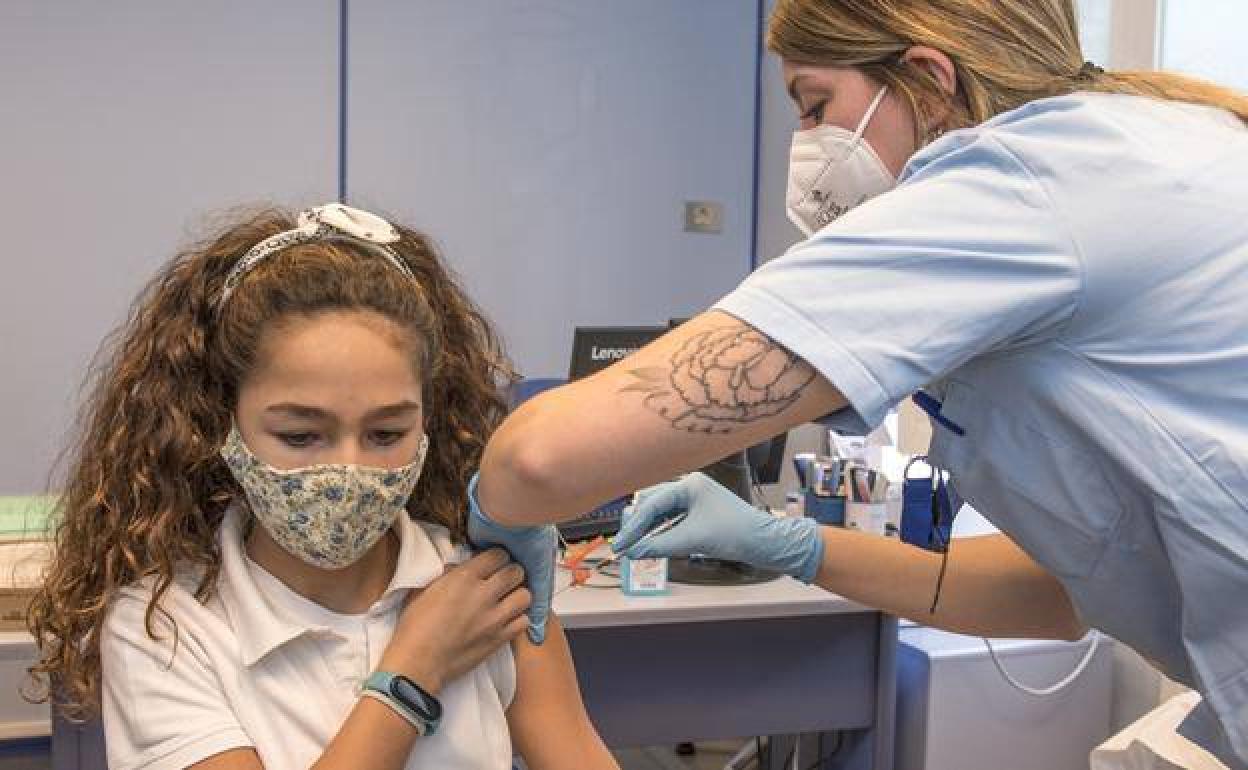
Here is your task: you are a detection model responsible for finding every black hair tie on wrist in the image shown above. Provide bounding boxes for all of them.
[1078,60,1106,80]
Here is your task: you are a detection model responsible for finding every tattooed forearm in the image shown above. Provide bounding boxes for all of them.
[620,325,815,434]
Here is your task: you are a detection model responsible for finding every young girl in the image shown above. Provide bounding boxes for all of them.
[27,204,617,770]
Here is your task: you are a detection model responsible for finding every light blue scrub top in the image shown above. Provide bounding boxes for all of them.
[716,92,1248,769]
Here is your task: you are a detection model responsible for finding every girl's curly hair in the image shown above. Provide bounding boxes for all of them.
[26,206,515,720]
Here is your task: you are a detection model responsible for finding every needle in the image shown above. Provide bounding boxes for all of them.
[553,512,689,597]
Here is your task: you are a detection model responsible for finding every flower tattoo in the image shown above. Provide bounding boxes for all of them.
[622,325,815,433]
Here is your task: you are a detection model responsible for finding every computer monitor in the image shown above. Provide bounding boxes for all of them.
[555,326,667,541]
[663,317,788,487]
[567,326,668,380]
[747,432,788,485]
[656,318,786,585]
[556,324,782,541]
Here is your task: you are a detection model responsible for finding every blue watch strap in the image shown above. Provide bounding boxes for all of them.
[363,671,442,736]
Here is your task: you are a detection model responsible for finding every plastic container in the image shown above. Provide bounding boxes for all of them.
[803,492,845,526]
[845,500,888,535]
[620,557,669,595]
[784,492,804,518]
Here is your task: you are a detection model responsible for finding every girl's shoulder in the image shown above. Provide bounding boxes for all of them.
[111,565,212,611]
[101,565,231,665]
[411,519,473,567]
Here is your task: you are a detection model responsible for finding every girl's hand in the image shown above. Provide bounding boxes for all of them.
[378,548,530,692]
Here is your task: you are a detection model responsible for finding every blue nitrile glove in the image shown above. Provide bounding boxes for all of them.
[465,473,557,645]
[612,472,826,583]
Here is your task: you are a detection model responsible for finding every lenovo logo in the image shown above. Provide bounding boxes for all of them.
[590,346,639,361]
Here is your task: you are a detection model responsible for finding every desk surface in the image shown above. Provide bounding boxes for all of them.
[553,560,868,630]
[0,580,870,637]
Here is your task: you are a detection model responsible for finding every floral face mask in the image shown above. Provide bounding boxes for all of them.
[220,425,429,570]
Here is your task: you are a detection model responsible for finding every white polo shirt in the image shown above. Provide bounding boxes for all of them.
[100,504,517,770]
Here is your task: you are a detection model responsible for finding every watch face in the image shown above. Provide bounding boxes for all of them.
[391,676,442,721]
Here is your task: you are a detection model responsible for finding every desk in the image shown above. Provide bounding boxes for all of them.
[0,632,48,742]
[555,568,896,770]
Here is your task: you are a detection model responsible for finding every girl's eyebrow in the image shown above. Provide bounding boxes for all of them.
[265,403,330,419]
[366,401,422,420]
[264,401,421,420]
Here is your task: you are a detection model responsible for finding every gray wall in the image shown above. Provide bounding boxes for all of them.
[0,1,339,495]
[0,1,760,494]
[347,0,760,377]
[755,0,805,265]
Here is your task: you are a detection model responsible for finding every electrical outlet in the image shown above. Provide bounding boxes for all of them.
[684,201,723,234]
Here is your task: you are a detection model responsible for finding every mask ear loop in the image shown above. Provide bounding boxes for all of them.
[849,85,891,149]
[796,85,892,212]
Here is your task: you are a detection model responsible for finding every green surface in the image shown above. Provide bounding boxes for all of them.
[0,496,58,538]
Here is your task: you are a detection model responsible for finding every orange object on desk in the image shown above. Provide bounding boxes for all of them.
[561,535,606,586]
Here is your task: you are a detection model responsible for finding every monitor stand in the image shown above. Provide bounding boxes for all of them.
[668,555,782,586]
[673,452,782,585]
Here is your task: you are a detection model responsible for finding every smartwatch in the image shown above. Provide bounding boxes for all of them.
[361,671,443,736]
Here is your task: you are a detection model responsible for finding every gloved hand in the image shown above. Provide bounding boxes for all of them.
[612,472,826,583]
[465,473,557,645]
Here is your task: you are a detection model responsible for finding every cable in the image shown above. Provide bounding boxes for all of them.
[554,557,621,593]
[928,526,951,614]
[745,456,768,508]
[982,631,1101,697]
[555,538,623,594]
[915,469,1099,698]
[927,485,952,614]
[920,476,1099,697]
[798,731,843,770]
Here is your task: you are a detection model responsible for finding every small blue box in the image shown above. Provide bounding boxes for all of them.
[620,557,669,595]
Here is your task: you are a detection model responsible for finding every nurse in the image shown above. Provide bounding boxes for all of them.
[467,0,1248,767]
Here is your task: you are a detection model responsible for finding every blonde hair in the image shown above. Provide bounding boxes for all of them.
[769,0,1248,142]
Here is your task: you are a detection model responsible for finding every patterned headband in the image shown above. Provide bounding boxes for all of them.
[216,203,416,312]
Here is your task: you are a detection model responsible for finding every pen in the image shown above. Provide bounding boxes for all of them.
[620,511,690,552]
[793,453,816,489]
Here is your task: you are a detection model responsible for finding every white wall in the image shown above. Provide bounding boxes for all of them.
[1161,0,1248,91]
[0,1,339,495]
[346,0,761,378]
[1077,0,1114,65]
